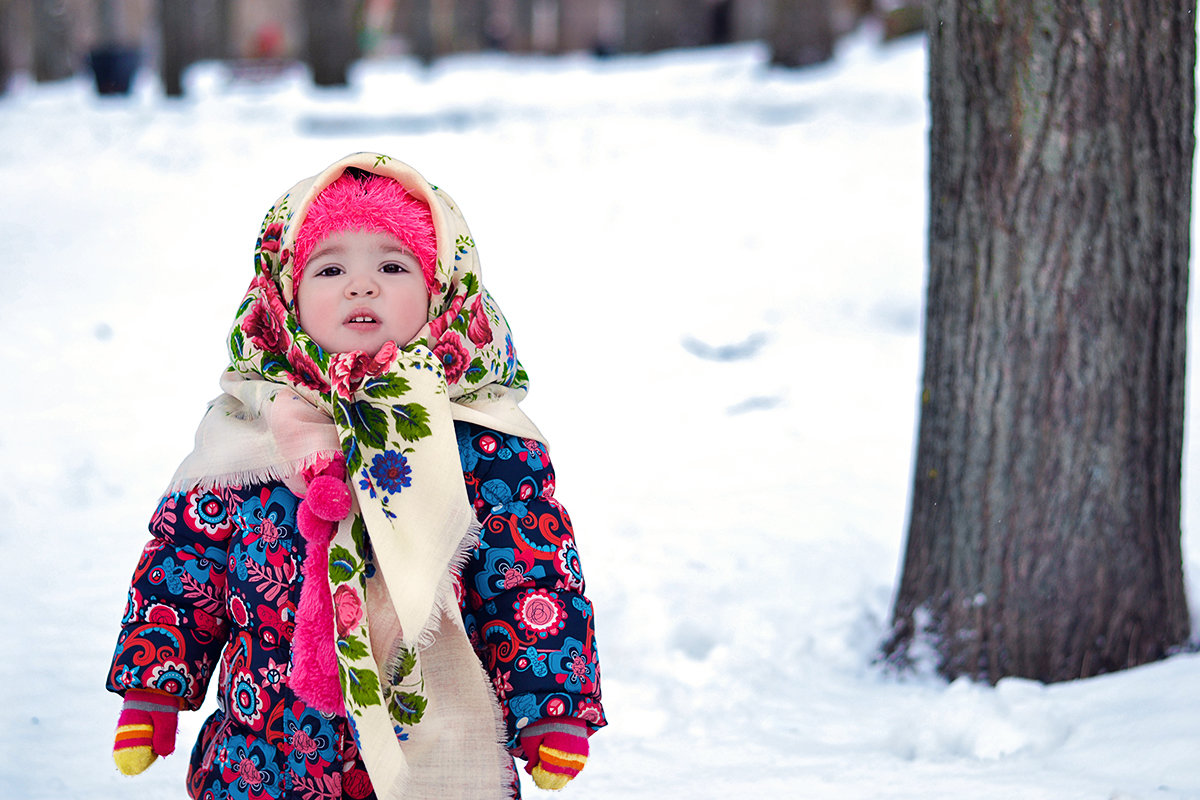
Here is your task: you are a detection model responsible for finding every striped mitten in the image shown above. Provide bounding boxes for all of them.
[519,717,589,791]
[112,689,180,776]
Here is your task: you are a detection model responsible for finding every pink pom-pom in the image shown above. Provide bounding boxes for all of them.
[306,475,352,522]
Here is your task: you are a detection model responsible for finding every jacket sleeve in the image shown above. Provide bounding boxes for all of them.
[106,486,237,710]
[455,422,607,751]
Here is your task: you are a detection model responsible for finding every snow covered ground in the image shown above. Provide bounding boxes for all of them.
[1,28,1198,800]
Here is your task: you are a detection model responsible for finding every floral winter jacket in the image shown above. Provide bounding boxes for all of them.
[107,422,605,800]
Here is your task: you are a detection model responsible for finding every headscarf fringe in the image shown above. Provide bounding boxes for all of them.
[163,450,344,497]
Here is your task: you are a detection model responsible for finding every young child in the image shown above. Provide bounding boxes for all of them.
[106,153,605,800]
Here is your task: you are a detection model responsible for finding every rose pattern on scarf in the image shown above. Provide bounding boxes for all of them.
[241,297,290,354]
[333,583,364,637]
[432,332,471,384]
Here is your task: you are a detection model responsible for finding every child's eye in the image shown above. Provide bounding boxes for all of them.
[315,265,343,277]
[381,262,409,274]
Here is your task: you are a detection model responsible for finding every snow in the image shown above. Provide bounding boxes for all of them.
[2,28,1199,800]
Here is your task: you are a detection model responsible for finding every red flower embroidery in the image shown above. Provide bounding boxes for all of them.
[261,222,283,253]
[286,345,327,392]
[328,341,398,399]
[432,333,470,384]
[467,294,493,347]
[333,585,364,637]
[429,295,465,341]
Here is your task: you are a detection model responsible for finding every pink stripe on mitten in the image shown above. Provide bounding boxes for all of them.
[291,461,352,715]
[519,717,589,791]
[113,688,180,776]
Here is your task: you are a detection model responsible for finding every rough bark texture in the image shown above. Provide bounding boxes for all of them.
[890,0,1194,684]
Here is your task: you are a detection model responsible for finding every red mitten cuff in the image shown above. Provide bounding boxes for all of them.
[519,717,589,791]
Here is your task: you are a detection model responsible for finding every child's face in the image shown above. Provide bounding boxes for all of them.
[296,230,430,356]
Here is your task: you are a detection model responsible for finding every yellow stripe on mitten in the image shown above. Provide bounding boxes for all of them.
[112,689,181,776]
[113,723,157,776]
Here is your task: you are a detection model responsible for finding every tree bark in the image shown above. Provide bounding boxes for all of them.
[623,0,708,52]
[0,0,12,94]
[453,0,487,51]
[769,0,835,68]
[889,0,1194,684]
[32,0,73,82]
[406,0,437,63]
[303,0,359,86]
[159,0,192,97]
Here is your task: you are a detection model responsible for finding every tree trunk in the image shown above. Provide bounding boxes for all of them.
[159,0,192,97]
[624,0,708,52]
[406,0,436,62]
[32,0,73,82]
[889,0,1194,684]
[0,0,12,94]
[453,0,487,51]
[769,0,835,67]
[303,0,359,86]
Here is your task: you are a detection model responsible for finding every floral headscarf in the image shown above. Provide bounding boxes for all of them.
[169,153,541,798]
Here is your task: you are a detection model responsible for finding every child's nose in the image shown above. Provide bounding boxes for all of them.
[347,278,378,297]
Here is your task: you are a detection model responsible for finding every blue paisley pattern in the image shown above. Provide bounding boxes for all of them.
[108,422,605,799]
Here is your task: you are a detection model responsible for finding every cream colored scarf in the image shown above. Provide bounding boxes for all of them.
[168,153,543,799]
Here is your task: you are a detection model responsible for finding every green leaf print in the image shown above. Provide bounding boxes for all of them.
[386,646,419,683]
[329,545,357,584]
[262,357,287,378]
[346,666,382,708]
[363,373,412,399]
[338,634,369,661]
[349,401,391,449]
[230,326,246,361]
[388,691,428,726]
[342,435,363,474]
[392,403,432,442]
[459,271,479,298]
[463,356,486,385]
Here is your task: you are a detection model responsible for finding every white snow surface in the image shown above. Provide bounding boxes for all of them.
[1,29,1199,800]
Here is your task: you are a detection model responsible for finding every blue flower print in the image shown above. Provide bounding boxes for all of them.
[370,450,413,494]
[480,479,528,518]
[515,646,548,678]
[476,546,547,599]
[508,693,542,726]
[178,543,226,584]
[549,637,595,693]
[149,557,186,593]
[514,438,548,471]
[235,486,298,565]
[284,705,337,772]
[458,429,481,472]
[221,735,279,800]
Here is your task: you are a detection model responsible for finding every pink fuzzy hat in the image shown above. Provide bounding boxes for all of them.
[293,169,438,289]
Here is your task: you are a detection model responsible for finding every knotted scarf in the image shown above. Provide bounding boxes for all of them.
[166,153,544,799]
